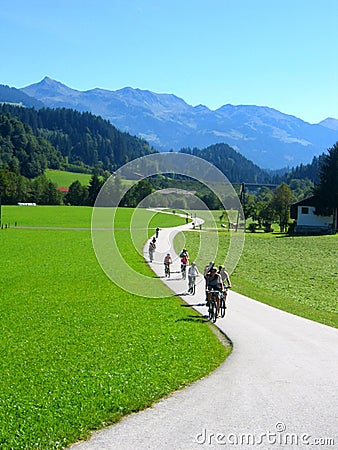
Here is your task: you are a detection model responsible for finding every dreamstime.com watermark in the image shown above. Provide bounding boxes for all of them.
[195,423,336,447]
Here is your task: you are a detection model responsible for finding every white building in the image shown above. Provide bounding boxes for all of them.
[290,196,336,234]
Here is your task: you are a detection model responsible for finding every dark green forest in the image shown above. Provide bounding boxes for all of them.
[0,113,63,178]
[0,104,157,207]
[0,104,156,174]
[279,155,323,184]
[180,144,271,183]
[0,167,62,206]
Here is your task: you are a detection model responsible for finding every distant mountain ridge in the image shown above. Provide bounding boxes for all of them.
[319,117,338,131]
[1,103,273,184]
[15,77,338,169]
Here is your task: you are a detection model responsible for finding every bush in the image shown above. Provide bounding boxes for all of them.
[248,223,258,233]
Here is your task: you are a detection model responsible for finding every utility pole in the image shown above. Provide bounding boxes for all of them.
[0,184,4,227]
[239,183,246,218]
[235,183,246,231]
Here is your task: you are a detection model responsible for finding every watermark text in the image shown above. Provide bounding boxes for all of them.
[195,423,336,446]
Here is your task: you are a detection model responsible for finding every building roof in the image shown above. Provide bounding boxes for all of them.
[57,186,69,193]
[290,195,321,208]
[290,195,322,220]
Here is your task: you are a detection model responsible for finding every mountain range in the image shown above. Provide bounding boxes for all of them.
[4,77,338,170]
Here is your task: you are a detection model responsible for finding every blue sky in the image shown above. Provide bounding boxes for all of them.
[1,0,337,123]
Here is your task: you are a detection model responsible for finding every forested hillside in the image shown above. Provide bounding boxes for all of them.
[0,104,156,173]
[280,155,324,184]
[180,144,271,183]
[0,113,62,178]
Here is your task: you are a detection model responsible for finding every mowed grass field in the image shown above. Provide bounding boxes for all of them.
[176,229,338,328]
[45,169,92,187]
[3,205,183,229]
[44,169,135,188]
[0,207,230,450]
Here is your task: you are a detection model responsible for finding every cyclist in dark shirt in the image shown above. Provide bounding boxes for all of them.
[206,267,224,313]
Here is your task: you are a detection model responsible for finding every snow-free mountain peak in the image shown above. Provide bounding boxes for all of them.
[20,77,338,169]
[319,117,338,131]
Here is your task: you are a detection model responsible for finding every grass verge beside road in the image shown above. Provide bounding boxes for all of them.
[177,230,338,328]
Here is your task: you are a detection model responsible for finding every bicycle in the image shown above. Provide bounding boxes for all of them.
[219,286,230,318]
[206,289,219,323]
[188,275,196,294]
[219,292,226,318]
[164,262,171,278]
[181,264,187,280]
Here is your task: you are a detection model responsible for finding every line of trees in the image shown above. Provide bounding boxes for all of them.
[313,142,338,231]
[243,142,338,233]
[64,176,154,207]
[0,167,62,205]
[243,183,294,232]
[0,169,111,207]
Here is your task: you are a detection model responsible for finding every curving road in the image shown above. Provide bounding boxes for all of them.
[71,222,338,449]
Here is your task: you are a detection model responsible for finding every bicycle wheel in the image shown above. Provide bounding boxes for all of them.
[211,300,217,323]
[208,301,214,321]
[192,283,195,295]
[220,296,226,318]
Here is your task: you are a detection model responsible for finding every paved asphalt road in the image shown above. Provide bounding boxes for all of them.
[71,222,338,450]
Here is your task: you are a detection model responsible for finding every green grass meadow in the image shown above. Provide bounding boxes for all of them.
[2,205,184,229]
[44,169,137,189]
[0,207,230,449]
[3,205,93,228]
[45,169,92,187]
[176,229,338,328]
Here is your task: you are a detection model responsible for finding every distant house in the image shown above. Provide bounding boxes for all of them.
[290,195,337,234]
[17,202,36,206]
[56,186,69,193]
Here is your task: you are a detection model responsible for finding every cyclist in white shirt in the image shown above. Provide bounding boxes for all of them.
[188,262,199,294]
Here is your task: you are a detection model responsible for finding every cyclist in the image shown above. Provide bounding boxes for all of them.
[218,265,231,309]
[204,261,214,277]
[179,248,189,259]
[148,239,156,262]
[206,267,224,314]
[164,253,172,276]
[218,265,232,288]
[203,261,214,298]
[188,261,199,294]
[180,253,188,279]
